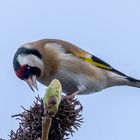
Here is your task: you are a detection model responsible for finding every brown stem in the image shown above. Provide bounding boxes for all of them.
[41,116,52,140]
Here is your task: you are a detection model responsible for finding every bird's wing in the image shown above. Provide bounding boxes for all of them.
[60,40,113,70]
[47,39,127,76]
[60,40,127,76]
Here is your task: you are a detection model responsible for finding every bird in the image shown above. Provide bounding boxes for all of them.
[13,39,140,95]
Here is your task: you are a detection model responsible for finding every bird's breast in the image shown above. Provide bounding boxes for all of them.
[38,54,108,95]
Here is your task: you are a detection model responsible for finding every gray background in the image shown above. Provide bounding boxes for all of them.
[1,0,140,140]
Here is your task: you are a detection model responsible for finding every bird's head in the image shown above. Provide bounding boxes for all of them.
[13,45,44,92]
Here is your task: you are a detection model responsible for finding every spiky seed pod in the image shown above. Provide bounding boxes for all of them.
[10,96,83,140]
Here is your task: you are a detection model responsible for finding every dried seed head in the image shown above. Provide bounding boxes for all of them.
[9,96,83,140]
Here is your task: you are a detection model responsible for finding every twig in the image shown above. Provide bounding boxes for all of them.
[42,116,52,140]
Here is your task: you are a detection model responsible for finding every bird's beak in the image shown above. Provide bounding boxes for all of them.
[25,75,38,92]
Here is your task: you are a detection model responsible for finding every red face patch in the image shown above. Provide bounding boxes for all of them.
[16,65,27,80]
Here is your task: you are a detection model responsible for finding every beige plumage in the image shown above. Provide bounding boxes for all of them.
[13,39,140,95]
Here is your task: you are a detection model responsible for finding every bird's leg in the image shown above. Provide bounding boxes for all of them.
[66,84,86,98]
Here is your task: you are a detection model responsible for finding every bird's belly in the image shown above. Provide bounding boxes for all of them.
[57,74,106,95]
[39,70,107,95]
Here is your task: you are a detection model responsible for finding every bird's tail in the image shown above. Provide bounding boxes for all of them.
[110,68,140,88]
[126,76,140,88]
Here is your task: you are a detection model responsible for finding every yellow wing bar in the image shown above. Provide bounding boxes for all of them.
[68,47,113,70]
[83,56,113,70]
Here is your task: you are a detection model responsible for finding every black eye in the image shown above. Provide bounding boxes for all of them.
[24,66,32,79]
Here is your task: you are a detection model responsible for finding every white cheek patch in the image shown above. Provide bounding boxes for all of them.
[17,54,44,71]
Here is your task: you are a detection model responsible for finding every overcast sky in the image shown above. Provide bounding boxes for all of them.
[1,0,140,140]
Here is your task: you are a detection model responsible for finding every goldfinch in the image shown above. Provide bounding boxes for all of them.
[13,39,140,95]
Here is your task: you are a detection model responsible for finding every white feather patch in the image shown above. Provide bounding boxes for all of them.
[17,54,44,71]
[44,43,65,53]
